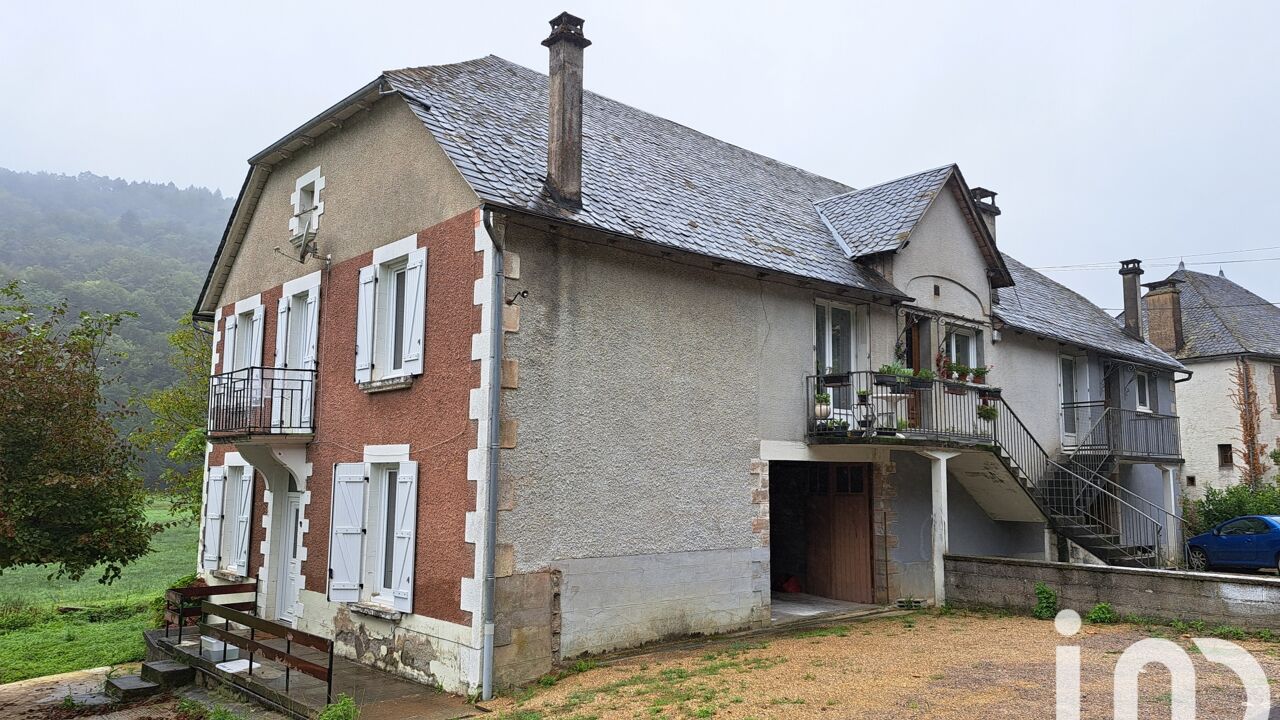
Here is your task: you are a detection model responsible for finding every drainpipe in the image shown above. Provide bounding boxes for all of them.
[480,207,504,701]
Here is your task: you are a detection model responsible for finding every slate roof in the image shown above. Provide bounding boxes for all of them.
[814,165,954,257]
[995,255,1183,370]
[1142,268,1280,360]
[382,56,906,298]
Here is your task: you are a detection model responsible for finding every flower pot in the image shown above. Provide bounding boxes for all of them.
[955,373,970,383]
[907,378,933,390]
[873,373,898,387]
[973,374,987,385]
[815,403,832,419]
[857,394,871,405]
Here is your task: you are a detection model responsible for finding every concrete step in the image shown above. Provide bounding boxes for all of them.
[104,675,163,701]
[141,660,195,687]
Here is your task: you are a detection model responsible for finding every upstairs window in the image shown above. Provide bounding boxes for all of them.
[1218,444,1234,468]
[355,236,427,384]
[944,325,982,369]
[290,167,325,242]
[1135,371,1152,413]
[814,300,867,374]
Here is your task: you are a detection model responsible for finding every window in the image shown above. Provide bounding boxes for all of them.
[327,460,419,613]
[814,300,865,374]
[273,275,320,430]
[1218,444,1234,468]
[200,460,254,575]
[355,238,427,384]
[225,305,264,372]
[1220,518,1252,536]
[1186,475,1197,487]
[945,326,979,368]
[1273,365,1280,412]
[1135,371,1151,413]
[289,167,325,241]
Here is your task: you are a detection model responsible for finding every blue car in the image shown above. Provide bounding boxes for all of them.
[1186,516,1280,572]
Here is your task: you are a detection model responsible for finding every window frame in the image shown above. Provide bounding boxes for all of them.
[1135,371,1152,413]
[289,167,325,240]
[945,325,979,368]
[1218,443,1234,468]
[372,463,400,604]
[813,299,865,375]
[375,258,410,379]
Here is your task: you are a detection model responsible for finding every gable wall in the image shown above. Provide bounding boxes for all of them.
[889,186,992,321]
[216,96,478,307]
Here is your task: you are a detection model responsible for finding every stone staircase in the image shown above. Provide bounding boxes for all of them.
[103,660,195,701]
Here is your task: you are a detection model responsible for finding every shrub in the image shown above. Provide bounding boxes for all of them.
[1085,603,1117,624]
[1032,582,1058,620]
[1187,483,1280,535]
[317,694,360,720]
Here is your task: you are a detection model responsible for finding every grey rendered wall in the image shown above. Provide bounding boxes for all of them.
[947,554,1280,631]
[217,97,479,306]
[1177,357,1273,497]
[499,227,824,653]
[889,452,1046,599]
[989,333,1071,455]
[890,188,992,319]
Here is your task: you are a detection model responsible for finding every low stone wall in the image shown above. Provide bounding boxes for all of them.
[946,554,1280,630]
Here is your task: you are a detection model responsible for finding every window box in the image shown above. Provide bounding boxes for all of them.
[907,377,933,390]
[821,372,850,387]
[944,381,968,396]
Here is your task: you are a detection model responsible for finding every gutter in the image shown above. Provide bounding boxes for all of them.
[479,207,505,701]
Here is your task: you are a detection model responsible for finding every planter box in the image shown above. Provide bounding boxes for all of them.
[822,373,850,387]
[944,382,968,395]
[907,378,933,390]
[872,373,899,387]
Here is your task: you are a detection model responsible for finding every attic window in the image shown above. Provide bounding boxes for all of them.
[290,167,325,243]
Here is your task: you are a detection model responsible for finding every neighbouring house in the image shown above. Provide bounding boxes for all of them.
[1133,264,1280,498]
[189,13,1186,698]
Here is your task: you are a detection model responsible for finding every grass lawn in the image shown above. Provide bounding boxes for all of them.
[0,500,198,683]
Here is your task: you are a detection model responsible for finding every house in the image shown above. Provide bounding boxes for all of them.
[190,13,1185,699]
[1133,265,1280,498]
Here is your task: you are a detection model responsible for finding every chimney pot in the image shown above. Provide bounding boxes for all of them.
[543,12,590,207]
[1119,259,1144,340]
[970,187,1000,238]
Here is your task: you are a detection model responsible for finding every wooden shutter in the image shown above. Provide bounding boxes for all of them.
[401,248,427,376]
[229,468,253,574]
[390,461,418,613]
[328,463,367,602]
[201,467,226,570]
[355,266,376,383]
[303,286,320,370]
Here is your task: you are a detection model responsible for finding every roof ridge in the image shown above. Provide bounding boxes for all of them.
[814,164,956,205]
[389,55,854,192]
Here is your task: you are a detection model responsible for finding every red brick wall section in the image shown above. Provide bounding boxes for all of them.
[304,209,481,625]
[206,209,481,624]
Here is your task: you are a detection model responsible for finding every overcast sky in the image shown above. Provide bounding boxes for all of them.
[2,1,1276,309]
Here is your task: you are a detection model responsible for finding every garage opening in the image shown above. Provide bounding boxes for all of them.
[769,461,878,622]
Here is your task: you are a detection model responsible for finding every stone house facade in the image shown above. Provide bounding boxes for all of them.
[191,13,1186,698]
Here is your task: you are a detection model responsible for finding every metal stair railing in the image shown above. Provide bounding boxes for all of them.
[990,396,1165,567]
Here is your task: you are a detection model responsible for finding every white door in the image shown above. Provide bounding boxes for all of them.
[1059,355,1079,446]
[277,493,304,624]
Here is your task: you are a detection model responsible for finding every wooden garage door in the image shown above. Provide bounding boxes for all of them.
[806,464,873,603]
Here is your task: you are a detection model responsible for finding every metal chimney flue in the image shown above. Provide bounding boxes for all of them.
[542,12,590,207]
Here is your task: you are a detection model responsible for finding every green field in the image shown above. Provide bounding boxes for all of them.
[0,501,198,683]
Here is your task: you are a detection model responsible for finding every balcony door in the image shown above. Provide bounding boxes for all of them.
[1059,355,1079,447]
[272,287,319,432]
[815,300,867,417]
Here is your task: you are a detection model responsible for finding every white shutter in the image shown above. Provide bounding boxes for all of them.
[401,248,427,376]
[229,468,253,574]
[201,467,226,570]
[329,463,367,602]
[355,265,376,383]
[391,461,418,613]
[274,297,290,368]
[249,305,266,367]
[222,315,238,372]
[303,286,320,369]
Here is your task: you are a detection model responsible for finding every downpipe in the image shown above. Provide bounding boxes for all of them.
[480,208,504,701]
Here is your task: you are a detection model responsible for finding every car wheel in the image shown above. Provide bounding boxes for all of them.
[1188,547,1209,571]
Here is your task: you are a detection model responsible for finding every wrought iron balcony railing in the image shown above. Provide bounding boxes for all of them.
[1062,400,1181,459]
[208,366,316,438]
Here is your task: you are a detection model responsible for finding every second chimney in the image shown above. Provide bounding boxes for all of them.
[543,12,591,207]
[1119,259,1144,340]
[1141,278,1184,353]
[970,187,1001,239]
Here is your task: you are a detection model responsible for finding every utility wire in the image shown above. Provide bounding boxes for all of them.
[1033,244,1280,271]
[1098,300,1280,312]
[1037,257,1280,271]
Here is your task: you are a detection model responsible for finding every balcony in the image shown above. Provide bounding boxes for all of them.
[806,371,1005,445]
[208,366,316,442]
[1062,401,1180,461]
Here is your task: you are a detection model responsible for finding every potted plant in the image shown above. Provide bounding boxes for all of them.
[972,365,991,384]
[874,362,908,389]
[815,390,832,419]
[821,366,850,387]
[951,363,971,383]
[936,352,952,380]
[896,418,912,431]
[857,389,871,405]
[976,404,999,422]
[908,368,936,390]
[831,418,849,433]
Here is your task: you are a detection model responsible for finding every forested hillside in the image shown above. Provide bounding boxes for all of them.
[0,168,231,480]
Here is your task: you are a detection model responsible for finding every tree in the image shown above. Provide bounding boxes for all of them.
[1229,358,1270,487]
[134,317,210,519]
[0,281,161,582]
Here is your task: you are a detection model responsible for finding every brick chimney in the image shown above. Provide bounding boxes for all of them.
[1119,259,1144,340]
[542,12,591,207]
[970,187,1000,238]
[1141,278,1184,353]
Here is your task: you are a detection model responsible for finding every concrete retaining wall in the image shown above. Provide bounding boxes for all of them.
[946,554,1280,630]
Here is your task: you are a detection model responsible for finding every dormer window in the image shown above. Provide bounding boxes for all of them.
[289,167,325,244]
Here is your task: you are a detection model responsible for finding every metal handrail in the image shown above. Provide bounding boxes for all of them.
[208,365,317,436]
